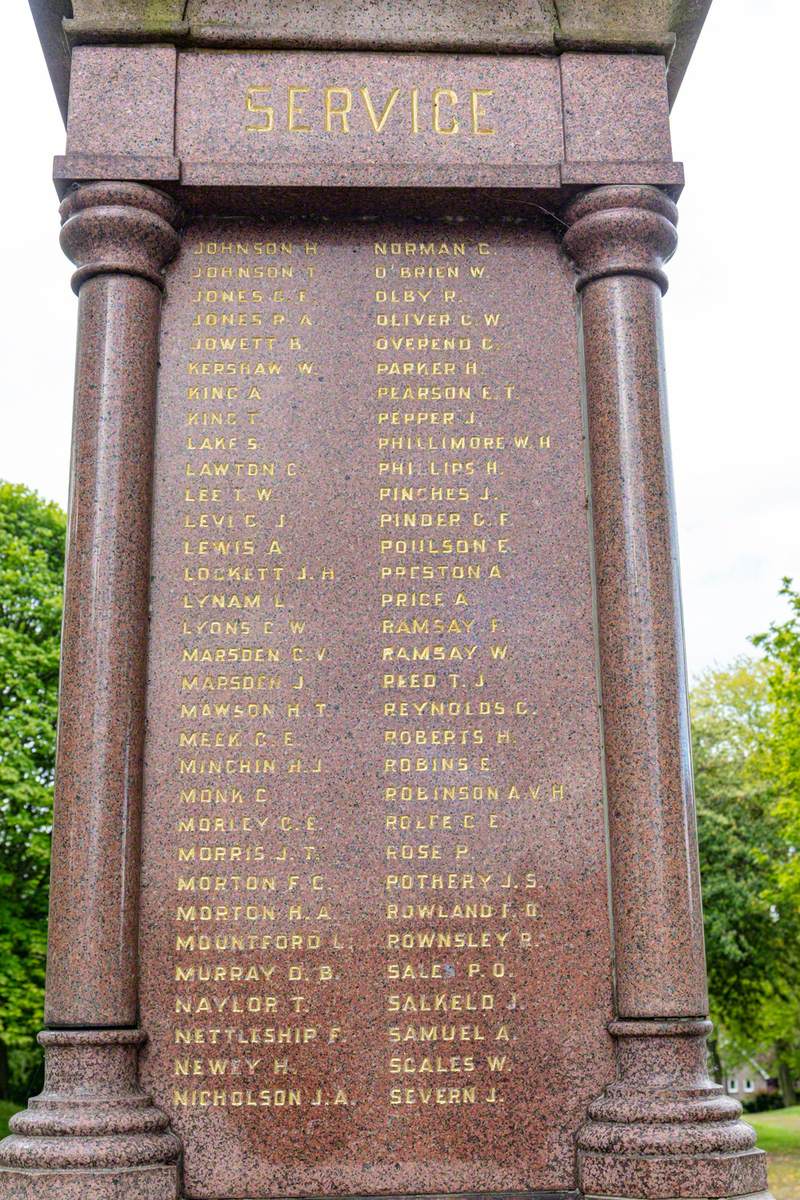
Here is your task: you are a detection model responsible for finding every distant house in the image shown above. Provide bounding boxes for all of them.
[724,1056,778,1102]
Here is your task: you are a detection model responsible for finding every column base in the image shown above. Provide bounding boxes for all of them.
[0,1164,178,1200]
[580,1152,770,1200]
[577,1020,771,1200]
[0,1030,180,1200]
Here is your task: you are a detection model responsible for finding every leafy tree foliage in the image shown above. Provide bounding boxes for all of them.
[753,580,800,909]
[750,581,800,1101]
[691,659,799,1063]
[0,483,65,1097]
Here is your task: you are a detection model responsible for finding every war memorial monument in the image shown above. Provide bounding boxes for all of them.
[0,2,773,1199]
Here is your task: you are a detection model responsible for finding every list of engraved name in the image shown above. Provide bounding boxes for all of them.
[164,229,562,1119]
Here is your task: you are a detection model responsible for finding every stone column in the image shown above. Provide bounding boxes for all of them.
[563,186,769,1200]
[0,183,182,1200]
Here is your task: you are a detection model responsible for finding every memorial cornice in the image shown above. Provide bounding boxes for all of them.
[49,41,686,213]
[29,0,713,123]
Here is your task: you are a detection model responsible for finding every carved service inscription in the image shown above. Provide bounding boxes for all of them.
[139,222,614,1198]
[175,51,564,166]
[244,85,496,136]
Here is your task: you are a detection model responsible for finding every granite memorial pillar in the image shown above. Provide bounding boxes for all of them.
[2,4,774,1199]
[0,183,182,1198]
[562,186,766,1198]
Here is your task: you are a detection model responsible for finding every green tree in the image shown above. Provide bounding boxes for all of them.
[752,580,800,1103]
[691,657,800,1094]
[0,483,65,1098]
[753,580,800,906]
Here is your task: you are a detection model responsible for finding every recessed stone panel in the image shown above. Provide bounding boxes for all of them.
[175,50,564,171]
[138,218,614,1198]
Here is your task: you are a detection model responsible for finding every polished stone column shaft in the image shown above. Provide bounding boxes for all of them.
[45,183,180,1027]
[564,185,767,1199]
[0,182,182,1199]
[564,185,706,1020]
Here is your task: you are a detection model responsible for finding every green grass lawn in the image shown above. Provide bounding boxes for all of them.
[746,1106,800,1200]
[0,1100,21,1140]
[748,1105,800,1153]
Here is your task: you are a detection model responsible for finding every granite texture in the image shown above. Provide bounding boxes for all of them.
[59,181,181,291]
[563,185,706,1020]
[0,183,183,1199]
[187,0,554,50]
[53,153,182,193]
[556,0,675,33]
[71,0,186,20]
[66,46,177,159]
[563,186,769,1200]
[30,0,714,118]
[582,1154,769,1200]
[561,161,684,195]
[43,183,180,1028]
[26,0,71,122]
[561,54,672,164]
[175,50,564,170]
[57,48,682,199]
[56,46,681,199]
[0,1031,180,1199]
[138,217,614,1197]
[579,1020,757,1158]
[0,1166,177,1200]
[11,18,770,1200]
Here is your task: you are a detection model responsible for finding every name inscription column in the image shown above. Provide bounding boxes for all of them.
[158,231,352,1113]
[366,237,558,1112]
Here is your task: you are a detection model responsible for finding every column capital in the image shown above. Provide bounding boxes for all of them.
[562,184,678,294]
[60,181,181,294]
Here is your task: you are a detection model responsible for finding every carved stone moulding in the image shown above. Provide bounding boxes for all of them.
[59,181,181,292]
[578,1019,768,1198]
[0,1030,180,1200]
[563,184,679,292]
[32,0,713,120]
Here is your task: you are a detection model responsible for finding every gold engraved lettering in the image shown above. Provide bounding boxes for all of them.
[470,89,495,135]
[324,87,352,132]
[360,86,401,132]
[245,86,273,132]
[432,89,458,136]
[243,84,496,137]
[287,86,311,133]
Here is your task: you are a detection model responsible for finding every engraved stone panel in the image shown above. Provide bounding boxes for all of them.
[138,218,614,1198]
[175,51,564,171]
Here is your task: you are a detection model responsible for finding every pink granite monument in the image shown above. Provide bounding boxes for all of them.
[0,3,772,1200]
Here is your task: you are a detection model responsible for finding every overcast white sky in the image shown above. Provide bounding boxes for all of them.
[0,2,796,677]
